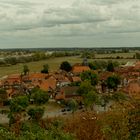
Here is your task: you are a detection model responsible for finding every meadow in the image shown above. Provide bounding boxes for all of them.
[95,52,135,58]
[0,56,82,77]
[0,53,136,77]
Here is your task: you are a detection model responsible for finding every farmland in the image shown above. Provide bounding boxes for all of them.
[0,53,137,77]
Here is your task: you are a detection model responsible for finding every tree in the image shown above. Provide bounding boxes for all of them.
[0,89,7,104]
[41,64,49,74]
[88,62,96,70]
[60,61,72,72]
[31,88,49,105]
[100,94,111,110]
[81,71,98,86]
[10,96,29,113]
[5,57,17,65]
[83,90,99,110]
[8,96,29,127]
[106,75,121,91]
[107,62,114,72]
[23,65,29,75]
[81,52,95,59]
[135,53,140,59]
[68,99,78,114]
[77,80,94,95]
[27,107,44,121]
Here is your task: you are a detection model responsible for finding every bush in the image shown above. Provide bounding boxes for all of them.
[27,107,44,121]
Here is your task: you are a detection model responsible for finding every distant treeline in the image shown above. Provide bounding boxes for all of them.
[0,51,80,66]
[2,46,140,52]
[0,48,140,67]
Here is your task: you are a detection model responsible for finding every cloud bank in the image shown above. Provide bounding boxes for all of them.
[0,0,140,48]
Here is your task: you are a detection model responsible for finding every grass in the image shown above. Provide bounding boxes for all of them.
[0,55,136,77]
[95,52,135,58]
[0,56,83,77]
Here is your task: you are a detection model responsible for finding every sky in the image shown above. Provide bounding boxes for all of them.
[0,0,140,48]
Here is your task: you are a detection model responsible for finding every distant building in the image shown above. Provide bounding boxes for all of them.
[72,65,90,75]
[82,57,88,66]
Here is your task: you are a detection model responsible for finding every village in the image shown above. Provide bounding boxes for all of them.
[0,0,140,138]
[0,58,140,107]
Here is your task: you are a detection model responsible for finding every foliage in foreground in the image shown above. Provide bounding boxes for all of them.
[64,100,140,140]
[0,120,75,140]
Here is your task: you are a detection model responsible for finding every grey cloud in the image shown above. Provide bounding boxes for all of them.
[0,0,39,7]
[0,0,140,48]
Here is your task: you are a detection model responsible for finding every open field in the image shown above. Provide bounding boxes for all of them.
[0,56,82,77]
[0,55,136,78]
[95,52,135,58]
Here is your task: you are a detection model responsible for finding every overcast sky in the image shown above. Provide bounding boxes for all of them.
[0,0,140,48]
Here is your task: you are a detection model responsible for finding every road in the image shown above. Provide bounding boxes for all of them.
[0,101,113,124]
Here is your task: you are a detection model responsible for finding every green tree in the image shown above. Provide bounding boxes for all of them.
[81,71,98,86]
[135,53,140,59]
[8,96,29,126]
[5,57,17,65]
[41,64,49,74]
[31,88,49,105]
[100,94,111,110]
[68,99,78,114]
[27,107,44,121]
[77,80,94,95]
[106,75,121,92]
[81,52,95,59]
[83,90,99,110]
[60,61,72,72]
[88,62,96,70]
[10,96,29,113]
[23,64,29,75]
[107,62,114,72]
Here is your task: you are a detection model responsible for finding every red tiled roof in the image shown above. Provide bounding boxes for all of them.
[2,74,21,85]
[29,73,49,79]
[30,76,57,91]
[72,76,81,82]
[72,65,90,73]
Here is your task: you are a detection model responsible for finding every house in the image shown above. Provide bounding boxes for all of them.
[55,86,81,101]
[23,75,57,93]
[38,76,57,91]
[52,73,71,87]
[22,73,49,83]
[1,74,21,89]
[72,65,90,75]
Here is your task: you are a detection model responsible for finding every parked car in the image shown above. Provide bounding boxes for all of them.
[61,107,71,112]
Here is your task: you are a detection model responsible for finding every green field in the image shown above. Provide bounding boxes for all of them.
[95,52,135,58]
[0,56,82,77]
[0,55,136,78]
